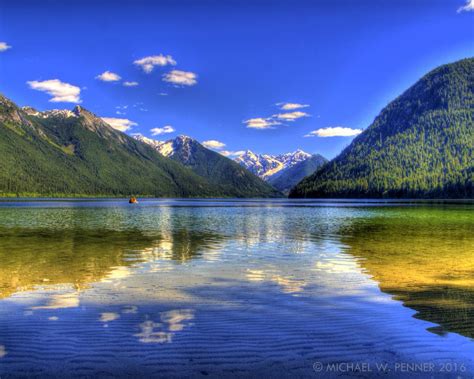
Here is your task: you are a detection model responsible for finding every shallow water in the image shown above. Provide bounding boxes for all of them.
[0,199,473,378]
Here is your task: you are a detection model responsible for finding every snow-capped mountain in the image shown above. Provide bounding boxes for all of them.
[133,134,167,152]
[21,106,77,119]
[134,134,194,162]
[234,149,312,180]
[133,134,279,197]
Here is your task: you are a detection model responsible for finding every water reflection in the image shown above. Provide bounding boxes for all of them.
[0,201,472,377]
[32,291,80,310]
[0,226,225,299]
[0,228,155,298]
[135,309,194,343]
[246,269,306,294]
[340,207,474,338]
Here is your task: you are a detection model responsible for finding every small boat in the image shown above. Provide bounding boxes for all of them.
[129,197,138,204]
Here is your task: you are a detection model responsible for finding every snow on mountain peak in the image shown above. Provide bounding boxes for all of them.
[133,134,196,160]
[234,149,312,180]
[23,108,78,119]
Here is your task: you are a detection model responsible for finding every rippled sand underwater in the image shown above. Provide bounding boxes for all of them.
[0,199,473,378]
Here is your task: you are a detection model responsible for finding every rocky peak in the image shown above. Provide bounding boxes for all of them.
[234,148,313,180]
[0,94,33,127]
[21,106,40,116]
[71,105,116,134]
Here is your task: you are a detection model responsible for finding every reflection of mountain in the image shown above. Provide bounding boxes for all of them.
[0,226,224,299]
[0,228,156,299]
[340,208,474,338]
[136,229,224,263]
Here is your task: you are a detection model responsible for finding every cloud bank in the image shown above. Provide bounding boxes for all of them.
[101,117,137,132]
[134,55,176,73]
[27,79,82,103]
[273,111,309,121]
[458,0,474,12]
[305,126,363,137]
[0,42,11,52]
[151,125,175,135]
[163,70,197,86]
[278,103,309,110]
[123,81,139,87]
[202,140,226,149]
[243,118,281,129]
[96,71,121,82]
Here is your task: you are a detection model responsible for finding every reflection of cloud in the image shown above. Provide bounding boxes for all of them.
[246,269,305,294]
[102,266,131,282]
[161,309,194,331]
[135,321,172,343]
[100,312,120,322]
[0,345,6,358]
[313,255,360,274]
[135,309,194,343]
[32,292,80,310]
[122,306,138,314]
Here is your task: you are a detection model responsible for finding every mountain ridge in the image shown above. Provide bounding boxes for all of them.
[135,134,281,198]
[234,149,313,180]
[290,58,474,199]
[0,93,272,197]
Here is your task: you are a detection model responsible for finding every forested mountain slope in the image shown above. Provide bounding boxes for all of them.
[268,154,327,194]
[290,58,474,198]
[0,95,233,197]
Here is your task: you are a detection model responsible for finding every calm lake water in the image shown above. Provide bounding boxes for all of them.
[0,199,473,378]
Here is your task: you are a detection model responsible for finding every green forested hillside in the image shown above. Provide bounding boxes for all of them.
[268,154,327,194]
[0,95,236,197]
[155,136,281,197]
[290,58,474,198]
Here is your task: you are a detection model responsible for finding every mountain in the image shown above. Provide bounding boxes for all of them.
[268,154,327,194]
[134,135,280,198]
[234,149,312,180]
[0,94,252,197]
[290,58,474,199]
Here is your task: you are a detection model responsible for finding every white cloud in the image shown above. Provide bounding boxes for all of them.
[243,117,281,130]
[123,81,139,87]
[96,71,121,82]
[101,117,137,132]
[0,42,11,52]
[273,111,309,121]
[458,0,474,12]
[202,140,226,149]
[219,150,246,157]
[163,70,197,86]
[151,125,175,135]
[27,79,81,103]
[305,126,363,137]
[134,55,176,73]
[278,103,309,110]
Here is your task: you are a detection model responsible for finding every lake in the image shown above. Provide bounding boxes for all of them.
[0,199,473,378]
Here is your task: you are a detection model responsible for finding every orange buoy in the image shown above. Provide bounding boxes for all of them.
[129,197,138,204]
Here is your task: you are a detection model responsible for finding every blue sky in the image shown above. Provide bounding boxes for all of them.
[0,0,473,159]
